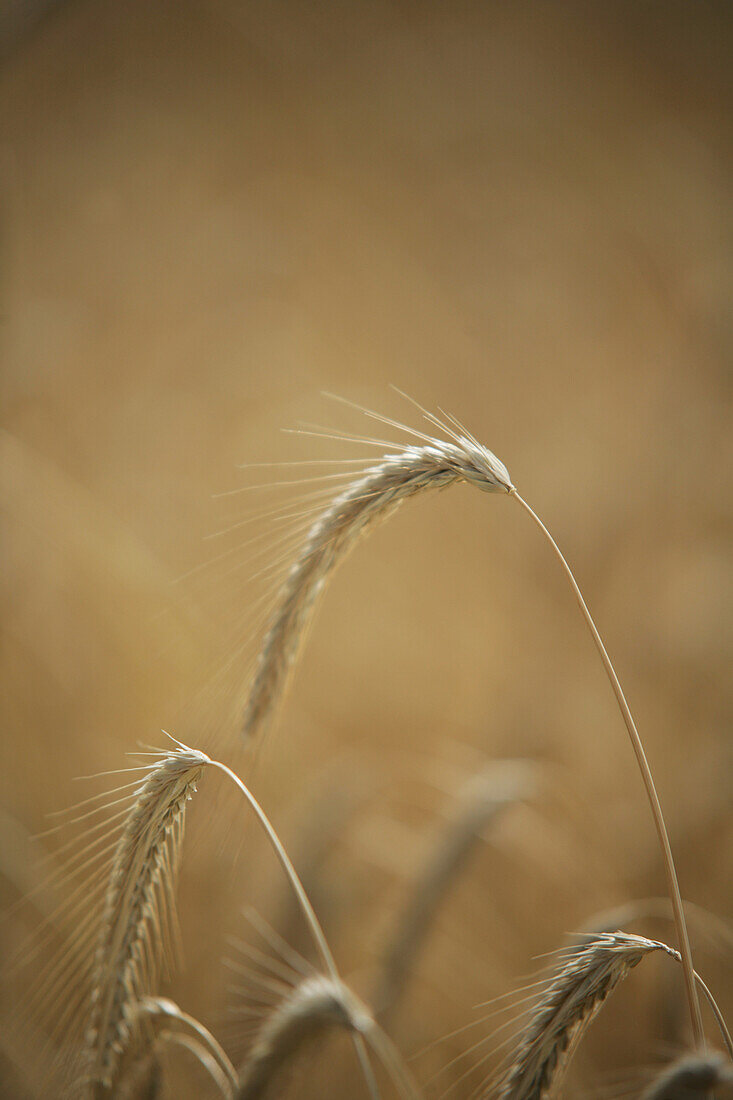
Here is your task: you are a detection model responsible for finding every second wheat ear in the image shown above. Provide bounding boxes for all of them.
[239,395,703,1049]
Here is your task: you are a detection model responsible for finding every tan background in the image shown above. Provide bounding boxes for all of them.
[1,2,732,1096]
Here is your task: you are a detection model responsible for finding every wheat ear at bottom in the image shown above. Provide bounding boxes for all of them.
[510,489,703,1049]
[493,932,729,1100]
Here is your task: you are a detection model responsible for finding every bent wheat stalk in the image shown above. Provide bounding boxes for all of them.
[509,490,704,1047]
[240,396,703,1046]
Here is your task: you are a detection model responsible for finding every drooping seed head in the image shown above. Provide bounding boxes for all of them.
[242,428,512,742]
[84,746,209,1096]
[237,974,372,1099]
[493,933,672,1100]
[418,438,513,494]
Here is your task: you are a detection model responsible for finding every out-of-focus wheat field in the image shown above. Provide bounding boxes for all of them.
[1,2,732,1097]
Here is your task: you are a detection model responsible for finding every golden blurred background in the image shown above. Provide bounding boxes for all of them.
[1,2,732,1097]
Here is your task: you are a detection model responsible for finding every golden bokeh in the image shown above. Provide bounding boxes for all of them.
[1,3,731,1097]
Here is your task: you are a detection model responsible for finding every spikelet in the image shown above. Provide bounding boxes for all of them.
[242,432,512,741]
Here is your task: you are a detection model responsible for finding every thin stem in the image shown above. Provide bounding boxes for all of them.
[131,997,239,1093]
[210,761,381,1100]
[153,1032,234,1098]
[693,971,733,1059]
[354,1037,382,1100]
[510,490,704,1049]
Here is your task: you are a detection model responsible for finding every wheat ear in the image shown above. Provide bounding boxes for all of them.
[493,932,727,1100]
[640,1053,733,1099]
[241,431,512,741]
[84,746,208,1096]
[236,974,371,1099]
[235,969,422,1100]
[377,761,534,1018]
[495,933,664,1099]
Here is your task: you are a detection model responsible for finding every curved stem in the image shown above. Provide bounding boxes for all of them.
[210,760,381,1100]
[131,997,239,1093]
[154,1031,235,1098]
[510,490,704,1049]
[694,971,733,1060]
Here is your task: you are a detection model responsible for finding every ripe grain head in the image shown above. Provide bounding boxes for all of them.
[242,423,512,743]
[492,933,671,1100]
[84,744,209,1096]
[236,973,372,1100]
